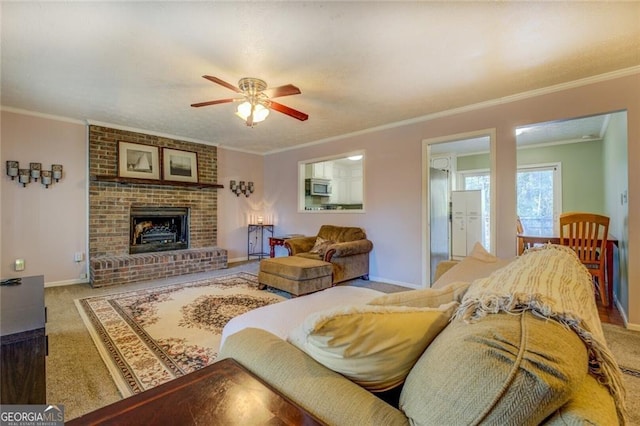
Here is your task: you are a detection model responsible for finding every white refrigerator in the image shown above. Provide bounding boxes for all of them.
[451,190,484,259]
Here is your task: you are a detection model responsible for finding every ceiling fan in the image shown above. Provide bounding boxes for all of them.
[191,76,309,127]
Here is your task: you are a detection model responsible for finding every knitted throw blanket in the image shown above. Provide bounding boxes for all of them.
[455,244,628,423]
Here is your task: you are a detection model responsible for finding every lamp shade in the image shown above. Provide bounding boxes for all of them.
[236,101,269,123]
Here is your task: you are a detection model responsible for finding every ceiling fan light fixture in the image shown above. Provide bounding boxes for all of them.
[192,75,307,125]
[236,101,270,125]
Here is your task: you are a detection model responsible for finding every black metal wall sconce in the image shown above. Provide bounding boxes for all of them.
[6,161,63,188]
[229,180,254,197]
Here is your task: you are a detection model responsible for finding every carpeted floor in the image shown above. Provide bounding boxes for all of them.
[602,323,640,425]
[46,261,640,422]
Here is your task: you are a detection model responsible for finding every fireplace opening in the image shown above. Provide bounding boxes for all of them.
[130,207,189,254]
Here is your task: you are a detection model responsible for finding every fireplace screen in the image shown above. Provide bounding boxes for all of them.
[130,207,189,254]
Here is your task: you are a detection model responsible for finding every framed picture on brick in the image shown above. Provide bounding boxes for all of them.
[118,141,160,180]
[163,148,198,183]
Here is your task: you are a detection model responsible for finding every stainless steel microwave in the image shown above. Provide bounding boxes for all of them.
[305,178,332,196]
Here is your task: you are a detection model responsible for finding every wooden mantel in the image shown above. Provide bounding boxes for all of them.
[91,175,224,189]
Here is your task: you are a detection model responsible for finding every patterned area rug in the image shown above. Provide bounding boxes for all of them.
[75,272,284,397]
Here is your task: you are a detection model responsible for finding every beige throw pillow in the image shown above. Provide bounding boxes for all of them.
[432,254,513,289]
[367,281,470,308]
[287,302,458,392]
[468,242,498,262]
[309,237,334,256]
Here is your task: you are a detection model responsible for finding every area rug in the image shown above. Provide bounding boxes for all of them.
[75,272,284,397]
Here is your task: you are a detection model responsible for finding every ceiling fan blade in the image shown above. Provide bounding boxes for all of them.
[263,84,301,99]
[269,101,309,121]
[190,98,237,108]
[202,75,242,93]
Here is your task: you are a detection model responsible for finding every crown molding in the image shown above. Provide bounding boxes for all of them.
[0,106,85,125]
[264,66,640,155]
[85,120,219,147]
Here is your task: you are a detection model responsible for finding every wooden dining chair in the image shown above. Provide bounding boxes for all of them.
[516,216,525,255]
[559,212,610,306]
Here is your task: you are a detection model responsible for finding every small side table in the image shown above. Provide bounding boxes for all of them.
[248,224,274,260]
[269,234,306,257]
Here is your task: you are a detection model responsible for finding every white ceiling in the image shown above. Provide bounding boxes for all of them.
[2,2,639,154]
[430,112,612,155]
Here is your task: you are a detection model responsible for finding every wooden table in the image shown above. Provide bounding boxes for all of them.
[67,358,324,425]
[269,235,305,257]
[518,234,618,306]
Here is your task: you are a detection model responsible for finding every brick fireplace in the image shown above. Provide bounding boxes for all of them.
[88,125,227,287]
[129,206,190,254]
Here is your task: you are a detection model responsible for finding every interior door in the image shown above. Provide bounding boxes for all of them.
[429,167,450,283]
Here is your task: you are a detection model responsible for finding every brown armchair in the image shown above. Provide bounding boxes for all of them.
[285,225,373,284]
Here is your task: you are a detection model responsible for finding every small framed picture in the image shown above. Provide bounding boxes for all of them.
[163,148,198,183]
[118,142,160,180]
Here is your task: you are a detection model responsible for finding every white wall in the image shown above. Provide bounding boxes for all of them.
[2,71,638,327]
[1,111,87,285]
[263,72,640,327]
[603,112,629,312]
[217,148,265,262]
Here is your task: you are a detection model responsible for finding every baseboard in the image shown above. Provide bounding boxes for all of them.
[627,323,640,332]
[614,296,640,331]
[45,278,89,288]
[367,275,417,289]
[229,256,254,263]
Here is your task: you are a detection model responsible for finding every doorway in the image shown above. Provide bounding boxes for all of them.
[422,129,496,286]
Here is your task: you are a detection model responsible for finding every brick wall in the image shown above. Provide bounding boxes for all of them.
[88,125,226,286]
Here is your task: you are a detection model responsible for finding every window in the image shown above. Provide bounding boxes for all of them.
[516,163,562,236]
[298,152,365,212]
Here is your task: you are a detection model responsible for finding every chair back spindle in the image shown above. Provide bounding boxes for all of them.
[559,212,610,305]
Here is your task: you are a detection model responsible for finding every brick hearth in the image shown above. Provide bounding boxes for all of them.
[88,125,227,287]
[90,248,228,288]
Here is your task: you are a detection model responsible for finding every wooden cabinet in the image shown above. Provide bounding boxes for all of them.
[1,275,47,404]
[349,165,363,203]
[330,163,362,204]
[305,162,333,179]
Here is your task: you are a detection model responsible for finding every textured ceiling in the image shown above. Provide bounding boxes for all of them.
[1,2,639,154]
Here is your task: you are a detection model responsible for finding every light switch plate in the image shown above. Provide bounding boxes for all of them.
[14,259,25,271]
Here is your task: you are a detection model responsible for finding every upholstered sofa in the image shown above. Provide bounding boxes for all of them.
[285,225,373,284]
[219,244,626,425]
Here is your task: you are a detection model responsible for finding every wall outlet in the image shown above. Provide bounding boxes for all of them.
[14,259,25,271]
[74,252,84,262]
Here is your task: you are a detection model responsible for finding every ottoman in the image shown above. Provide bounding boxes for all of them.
[258,257,333,296]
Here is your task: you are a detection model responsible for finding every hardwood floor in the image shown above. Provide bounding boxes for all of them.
[597,297,625,326]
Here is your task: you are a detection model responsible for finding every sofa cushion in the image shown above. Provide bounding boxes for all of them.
[543,373,619,425]
[367,281,470,308]
[288,302,458,392]
[317,225,366,243]
[468,241,499,262]
[221,286,384,347]
[432,249,513,289]
[400,312,588,425]
[219,328,408,426]
[259,256,332,280]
